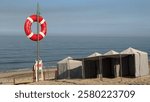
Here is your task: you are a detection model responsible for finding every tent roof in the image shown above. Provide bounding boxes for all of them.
[58,56,73,64]
[87,52,102,57]
[120,47,147,54]
[104,50,119,55]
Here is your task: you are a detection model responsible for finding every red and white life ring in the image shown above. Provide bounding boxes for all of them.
[24,15,47,41]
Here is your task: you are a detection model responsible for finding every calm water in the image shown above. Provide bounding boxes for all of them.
[0,35,150,71]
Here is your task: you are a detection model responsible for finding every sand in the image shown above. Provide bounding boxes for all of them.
[0,68,150,85]
[0,68,56,85]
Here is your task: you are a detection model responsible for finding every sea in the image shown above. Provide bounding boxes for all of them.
[0,35,150,72]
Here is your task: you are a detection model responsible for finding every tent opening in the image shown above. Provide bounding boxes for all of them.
[102,58,120,78]
[122,55,135,77]
[84,60,99,78]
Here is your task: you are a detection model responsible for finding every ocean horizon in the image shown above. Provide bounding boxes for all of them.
[0,35,150,71]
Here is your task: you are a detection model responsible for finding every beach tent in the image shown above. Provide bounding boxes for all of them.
[83,52,102,78]
[57,57,82,79]
[120,47,149,77]
[102,50,120,77]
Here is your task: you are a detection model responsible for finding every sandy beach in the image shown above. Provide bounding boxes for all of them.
[0,67,150,85]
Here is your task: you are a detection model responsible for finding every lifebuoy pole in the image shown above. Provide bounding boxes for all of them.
[36,3,40,82]
[24,3,47,82]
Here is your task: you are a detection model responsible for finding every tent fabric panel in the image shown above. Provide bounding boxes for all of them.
[69,60,82,78]
[57,56,73,64]
[134,54,140,77]
[139,53,149,76]
[57,59,83,79]
[88,52,102,58]
[69,60,82,70]
[104,50,119,56]
[57,63,68,79]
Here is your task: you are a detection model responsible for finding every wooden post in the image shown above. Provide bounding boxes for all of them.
[43,71,46,81]
[13,78,15,85]
[40,68,44,81]
[32,65,35,82]
[55,70,58,80]
[35,65,38,82]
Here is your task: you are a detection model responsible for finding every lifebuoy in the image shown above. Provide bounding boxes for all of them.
[24,15,47,41]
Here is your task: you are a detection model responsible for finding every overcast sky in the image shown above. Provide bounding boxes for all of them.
[0,0,150,36]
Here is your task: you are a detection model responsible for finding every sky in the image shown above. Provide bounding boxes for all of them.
[0,0,150,36]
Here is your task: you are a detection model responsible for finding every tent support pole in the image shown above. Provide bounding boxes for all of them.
[99,56,103,81]
[67,59,70,79]
[82,58,85,79]
[120,54,122,81]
